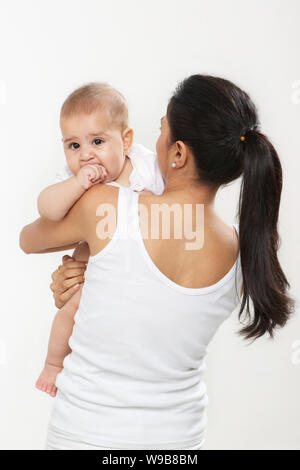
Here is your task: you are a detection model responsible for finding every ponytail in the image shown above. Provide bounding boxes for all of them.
[167,74,295,342]
[237,131,295,340]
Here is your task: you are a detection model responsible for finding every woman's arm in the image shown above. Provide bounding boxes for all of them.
[31,243,80,254]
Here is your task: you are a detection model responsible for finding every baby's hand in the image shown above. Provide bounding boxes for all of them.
[76,164,107,190]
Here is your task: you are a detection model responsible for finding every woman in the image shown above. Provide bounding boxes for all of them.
[20,75,294,450]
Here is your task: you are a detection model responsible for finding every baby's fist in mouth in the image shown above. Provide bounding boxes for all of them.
[76,164,107,189]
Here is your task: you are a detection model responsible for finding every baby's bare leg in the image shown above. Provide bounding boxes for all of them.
[35,286,82,396]
[72,241,90,262]
[36,242,90,397]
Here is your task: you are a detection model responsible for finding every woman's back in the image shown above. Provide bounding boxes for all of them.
[139,191,240,290]
[49,186,243,450]
[86,183,240,291]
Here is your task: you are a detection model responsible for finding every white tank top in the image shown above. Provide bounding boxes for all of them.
[49,186,243,450]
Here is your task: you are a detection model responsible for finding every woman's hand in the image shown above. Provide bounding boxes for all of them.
[50,255,87,309]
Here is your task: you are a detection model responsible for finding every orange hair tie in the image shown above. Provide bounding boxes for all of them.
[240,136,246,142]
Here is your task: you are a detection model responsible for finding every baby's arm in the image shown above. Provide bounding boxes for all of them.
[37,164,107,221]
[37,177,85,222]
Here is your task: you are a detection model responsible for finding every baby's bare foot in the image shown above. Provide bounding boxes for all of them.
[35,363,62,397]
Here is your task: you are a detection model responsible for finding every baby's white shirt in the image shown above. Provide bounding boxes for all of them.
[54,142,165,195]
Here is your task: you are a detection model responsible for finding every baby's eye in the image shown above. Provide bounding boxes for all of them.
[70,142,80,150]
[93,138,103,145]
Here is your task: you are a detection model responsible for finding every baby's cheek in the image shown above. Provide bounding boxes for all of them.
[66,156,80,176]
[106,157,124,179]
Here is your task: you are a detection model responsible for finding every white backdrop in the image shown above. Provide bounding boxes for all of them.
[0,0,299,450]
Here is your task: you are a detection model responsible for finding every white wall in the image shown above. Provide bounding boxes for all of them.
[0,0,299,449]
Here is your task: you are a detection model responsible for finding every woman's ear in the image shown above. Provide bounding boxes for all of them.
[122,127,134,154]
[172,140,188,168]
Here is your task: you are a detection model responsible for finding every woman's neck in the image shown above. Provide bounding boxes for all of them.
[162,179,218,207]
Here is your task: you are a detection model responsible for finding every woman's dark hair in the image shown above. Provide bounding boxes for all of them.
[167,74,294,341]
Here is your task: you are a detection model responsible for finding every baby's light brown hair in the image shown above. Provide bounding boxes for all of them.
[60,82,129,132]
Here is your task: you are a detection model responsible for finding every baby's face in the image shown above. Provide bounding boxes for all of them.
[61,110,128,183]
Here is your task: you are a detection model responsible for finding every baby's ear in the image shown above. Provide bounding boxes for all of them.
[122,127,134,153]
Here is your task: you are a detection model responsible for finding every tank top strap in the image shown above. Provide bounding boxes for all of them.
[233,222,239,233]
[115,186,140,240]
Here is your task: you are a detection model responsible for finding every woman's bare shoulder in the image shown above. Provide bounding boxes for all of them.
[79,184,120,213]
[206,218,239,269]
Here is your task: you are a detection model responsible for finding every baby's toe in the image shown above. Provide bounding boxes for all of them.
[35,379,42,390]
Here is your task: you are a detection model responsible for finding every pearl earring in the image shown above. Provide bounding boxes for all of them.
[171,162,176,168]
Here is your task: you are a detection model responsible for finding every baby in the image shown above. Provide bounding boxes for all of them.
[35,82,164,397]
